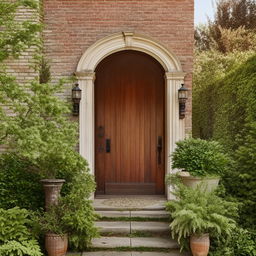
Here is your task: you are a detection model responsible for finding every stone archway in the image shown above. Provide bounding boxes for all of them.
[76,32,186,199]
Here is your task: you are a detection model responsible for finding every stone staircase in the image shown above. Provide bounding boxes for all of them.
[80,197,189,256]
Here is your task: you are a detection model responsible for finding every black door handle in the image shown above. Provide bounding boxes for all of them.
[106,139,111,153]
[157,136,163,165]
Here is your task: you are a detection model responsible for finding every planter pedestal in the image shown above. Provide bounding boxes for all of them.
[45,233,68,256]
[178,172,219,192]
[190,233,210,256]
[41,179,65,211]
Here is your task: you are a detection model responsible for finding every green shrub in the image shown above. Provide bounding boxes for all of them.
[61,167,99,250]
[0,151,98,250]
[223,122,256,230]
[166,185,238,251]
[192,51,255,143]
[32,152,98,250]
[0,153,44,211]
[36,205,66,235]
[0,207,42,256]
[193,53,256,230]
[171,138,230,177]
[209,227,256,256]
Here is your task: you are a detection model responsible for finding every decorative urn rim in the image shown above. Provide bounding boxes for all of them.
[40,179,65,184]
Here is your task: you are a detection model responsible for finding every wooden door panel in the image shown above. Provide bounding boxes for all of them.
[95,50,165,195]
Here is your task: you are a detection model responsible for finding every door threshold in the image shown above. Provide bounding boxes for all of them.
[95,194,166,199]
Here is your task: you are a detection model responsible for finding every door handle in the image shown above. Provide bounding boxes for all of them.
[106,139,111,153]
[157,136,163,165]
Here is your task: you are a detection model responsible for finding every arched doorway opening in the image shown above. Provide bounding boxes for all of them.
[95,50,165,195]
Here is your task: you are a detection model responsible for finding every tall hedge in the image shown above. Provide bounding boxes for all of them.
[193,51,256,147]
[193,52,256,229]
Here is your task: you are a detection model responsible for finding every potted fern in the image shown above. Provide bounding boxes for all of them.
[37,204,68,256]
[166,185,237,256]
[171,138,230,192]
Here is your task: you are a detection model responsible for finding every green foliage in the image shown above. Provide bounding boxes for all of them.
[0,207,42,256]
[0,0,98,250]
[37,169,99,250]
[33,158,98,250]
[39,56,51,84]
[36,204,67,236]
[166,185,238,250]
[195,0,256,52]
[0,0,77,179]
[193,54,256,229]
[171,138,230,177]
[61,168,99,250]
[0,153,44,211]
[0,76,79,178]
[0,0,41,62]
[209,227,256,256]
[193,0,256,248]
[0,152,98,249]
[223,122,256,230]
[193,52,256,146]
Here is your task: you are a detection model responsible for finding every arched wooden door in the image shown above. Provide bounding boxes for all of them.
[95,50,165,195]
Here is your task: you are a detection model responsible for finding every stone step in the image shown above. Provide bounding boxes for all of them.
[96,210,169,219]
[95,221,170,235]
[131,210,169,219]
[131,221,170,234]
[97,210,130,218]
[93,198,166,211]
[95,221,130,234]
[82,252,189,256]
[91,236,179,249]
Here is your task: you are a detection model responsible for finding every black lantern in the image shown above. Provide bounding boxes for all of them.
[178,84,188,119]
[72,83,82,116]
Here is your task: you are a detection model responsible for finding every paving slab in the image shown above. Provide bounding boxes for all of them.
[82,252,131,256]
[131,237,179,249]
[131,210,169,219]
[93,198,166,211]
[131,221,170,233]
[132,252,190,256]
[96,221,130,234]
[91,237,130,248]
[96,210,130,218]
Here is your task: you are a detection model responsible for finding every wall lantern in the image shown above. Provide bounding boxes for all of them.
[72,83,82,116]
[178,83,188,119]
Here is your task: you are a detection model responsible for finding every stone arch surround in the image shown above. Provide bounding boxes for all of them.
[76,32,186,199]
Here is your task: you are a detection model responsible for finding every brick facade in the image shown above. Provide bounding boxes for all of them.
[42,0,194,133]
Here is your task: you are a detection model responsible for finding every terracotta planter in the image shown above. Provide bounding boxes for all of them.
[45,233,68,256]
[178,172,219,192]
[41,179,65,211]
[190,233,210,256]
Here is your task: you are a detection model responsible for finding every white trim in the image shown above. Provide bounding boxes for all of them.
[76,32,186,199]
[77,32,182,73]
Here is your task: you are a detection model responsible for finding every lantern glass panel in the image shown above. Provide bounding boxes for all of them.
[72,90,81,100]
[178,90,188,99]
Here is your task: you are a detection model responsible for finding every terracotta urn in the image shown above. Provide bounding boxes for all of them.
[190,233,210,256]
[41,179,65,211]
[178,172,220,192]
[45,233,68,256]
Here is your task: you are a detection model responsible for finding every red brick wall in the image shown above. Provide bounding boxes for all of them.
[43,0,194,132]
